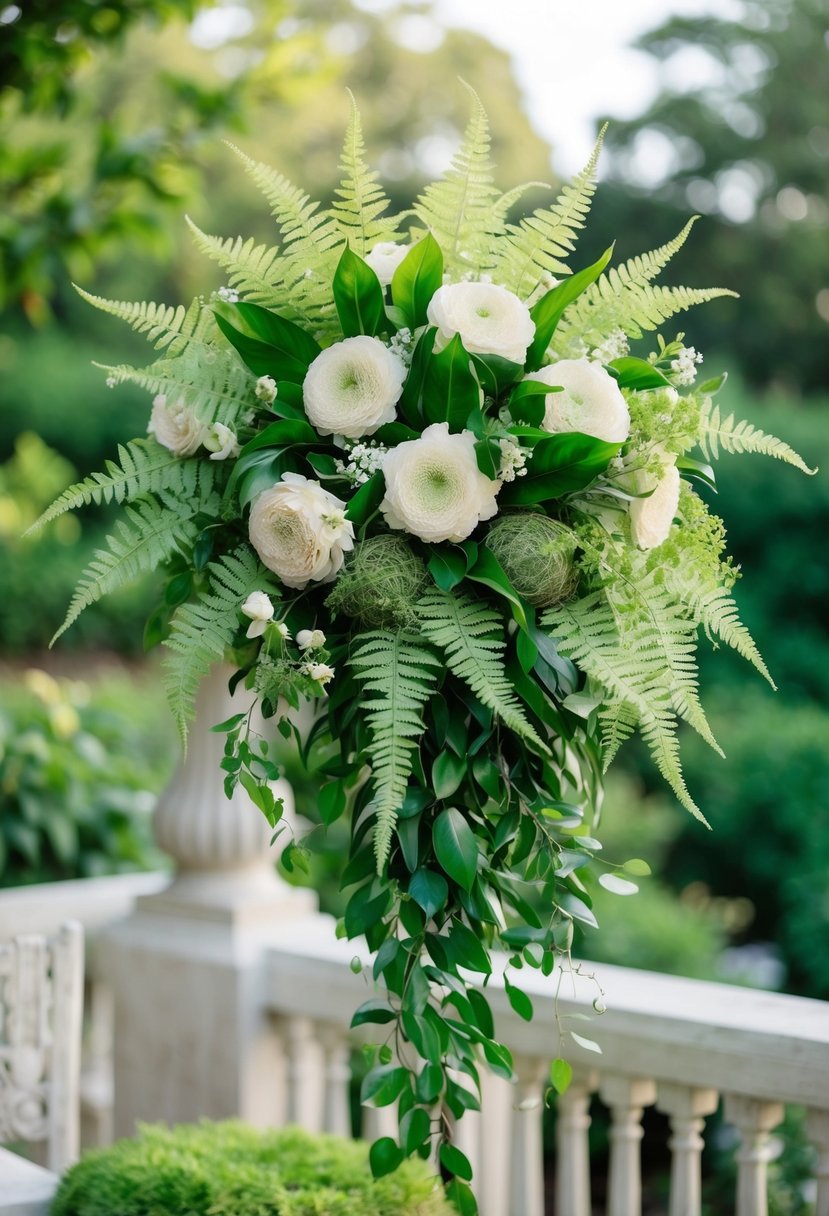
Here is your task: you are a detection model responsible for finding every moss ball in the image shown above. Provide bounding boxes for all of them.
[486,514,578,608]
[326,535,428,628]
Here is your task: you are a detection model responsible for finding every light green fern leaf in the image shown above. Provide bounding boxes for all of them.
[350,631,441,871]
[668,572,775,688]
[185,218,283,306]
[163,546,268,743]
[418,590,549,753]
[52,488,216,645]
[698,400,816,473]
[413,83,502,277]
[543,591,707,822]
[492,127,606,297]
[331,94,396,255]
[96,344,251,428]
[27,439,210,534]
[73,286,190,352]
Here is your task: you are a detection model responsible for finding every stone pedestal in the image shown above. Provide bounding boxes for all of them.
[97,665,315,1137]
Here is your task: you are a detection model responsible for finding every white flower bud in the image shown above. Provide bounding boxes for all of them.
[241,591,275,639]
[364,241,411,287]
[303,661,335,685]
[629,461,681,550]
[255,375,278,403]
[297,628,326,650]
[204,422,240,461]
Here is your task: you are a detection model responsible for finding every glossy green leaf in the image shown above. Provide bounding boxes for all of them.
[214,303,320,382]
[428,548,468,592]
[608,355,671,389]
[440,1142,473,1182]
[445,919,492,975]
[344,883,391,937]
[351,999,396,1028]
[400,1107,432,1156]
[500,432,620,505]
[474,438,501,480]
[318,781,346,826]
[409,868,448,919]
[432,750,466,799]
[415,1062,443,1103]
[422,333,481,430]
[550,1057,573,1095]
[391,233,443,328]
[446,1178,479,1215]
[369,1136,404,1178]
[470,352,523,397]
[361,1065,409,1107]
[503,975,534,1022]
[345,470,385,526]
[526,245,614,370]
[570,1031,602,1054]
[598,873,639,896]
[622,857,652,877]
[433,808,478,892]
[398,327,437,426]
[333,246,387,337]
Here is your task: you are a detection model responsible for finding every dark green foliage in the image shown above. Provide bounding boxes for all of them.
[0,670,172,886]
[52,1121,453,1216]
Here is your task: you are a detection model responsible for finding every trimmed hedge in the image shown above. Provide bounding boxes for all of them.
[52,1121,453,1216]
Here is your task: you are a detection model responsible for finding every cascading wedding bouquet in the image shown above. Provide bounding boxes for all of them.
[35,88,813,1205]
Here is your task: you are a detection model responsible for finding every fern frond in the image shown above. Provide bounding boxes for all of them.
[350,631,441,871]
[27,439,209,534]
[162,546,268,742]
[413,82,502,277]
[185,218,283,306]
[226,142,340,255]
[543,591,707,822]
[669,572,775,688]
[492,126,606,296]
[418,590,549,753]
[73,286,189,352]
[331,93,396,255]
[52,489,215,645]
[698,400,816,473]
[96,345,251,428]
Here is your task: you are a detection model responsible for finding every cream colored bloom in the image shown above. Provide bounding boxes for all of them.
[255,375,278,403]
[380,422,500,543]
[148,394,208,456]
[303,336,406,439]
[204,422,240,461]
[241,591,275,639]
[248,473,354,589]
[629,461,681,550]
[364,241,411,287]
[303,661,335,685]
[427,281,534,363]
[525,359,630,443]
[297,628,326,650]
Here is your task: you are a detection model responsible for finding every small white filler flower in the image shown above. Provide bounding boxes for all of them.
[241,591,275,639]
[525,358,631,444]
[303,336,406,439]
[380,422,500,543]
[427,281,535,363]
[303,661,335,686]
[248,473,355,589]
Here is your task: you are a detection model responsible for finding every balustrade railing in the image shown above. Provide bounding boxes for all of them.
[3,876,829,1216]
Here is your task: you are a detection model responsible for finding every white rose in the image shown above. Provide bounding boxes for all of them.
[204,422,240,461]
[297,628,326,650]
[241,591,275,639]
[525,359,631,443]
[629,461,681,550]
[380,422,500,544]
[427,281,535,364]
[364,241,411,287]
[303,336,406,439]
[248,473,354,589]
[147,395,207,456]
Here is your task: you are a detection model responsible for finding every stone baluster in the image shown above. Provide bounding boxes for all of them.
[805,1109,829,1216]
[317,1023,352,1137]
[657,1083,719,1216]
[478,1071,513,1216]
[508,1054,547,1216]
[285,1016,325,1133]
[724,1094,784,1216]
[599,1075,657,1216]
[446,1068,482,1189]
[556,1070,597,1216]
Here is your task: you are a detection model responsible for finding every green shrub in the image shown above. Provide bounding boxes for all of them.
[0,667,173,885]
[52,1121,453,1216]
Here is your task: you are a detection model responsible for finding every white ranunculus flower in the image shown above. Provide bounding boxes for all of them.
[148,394,207,456]
[380,422,500,544]
[427,281,535,363]
[364,241,411,287]
[297,628,326,650]
[248,473,355,589]
[525,359,631,443]
[303,336,406,439]
[629,461,681,550]
[303,661,335,686]
[241,591,275,639]
[204,422,240,461]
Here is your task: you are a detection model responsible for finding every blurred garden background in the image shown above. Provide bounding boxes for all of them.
[2,0,827,1012]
